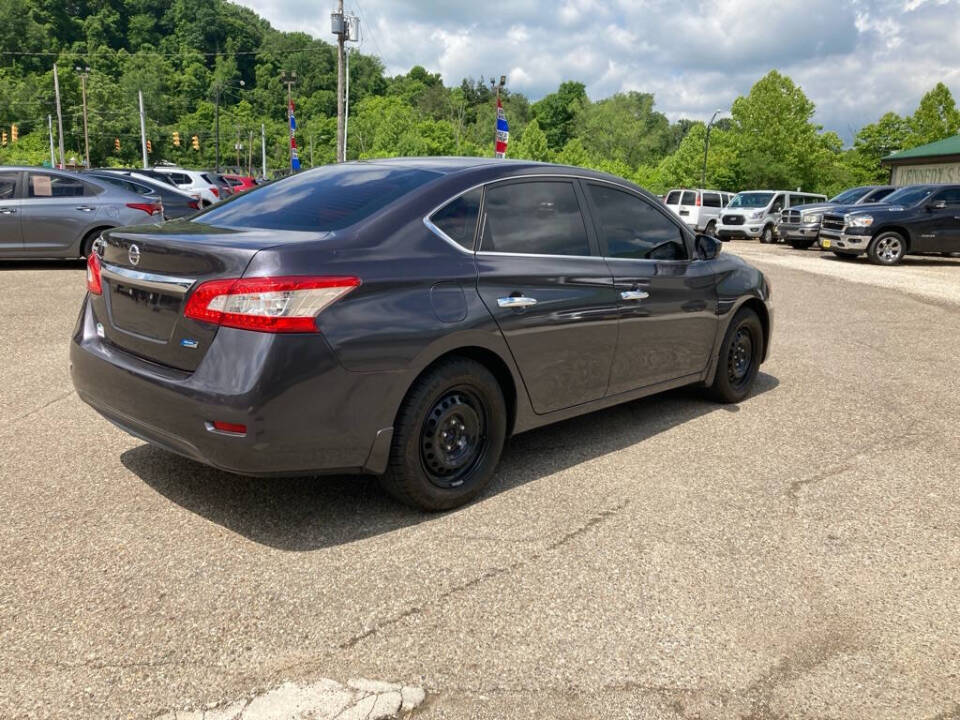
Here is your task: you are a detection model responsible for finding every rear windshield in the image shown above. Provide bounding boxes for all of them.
[197,165,440,231]
[729,192,773,208]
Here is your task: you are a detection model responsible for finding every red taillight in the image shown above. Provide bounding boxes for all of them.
[210,187,219,198]
[183,276,361,333]
[127,202,161,216]
[187,200,200,210]
[212,420,247,435]
[86,252,103,295]
[696,194,702,206]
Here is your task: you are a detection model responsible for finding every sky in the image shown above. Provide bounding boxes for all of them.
[238,0,960,143]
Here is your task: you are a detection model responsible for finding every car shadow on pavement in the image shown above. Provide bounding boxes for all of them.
[122,372,779,552]
[0,260,86,270]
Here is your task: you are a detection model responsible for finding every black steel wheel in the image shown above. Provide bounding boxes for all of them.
[381,358,507,511]
[707,307,764,404]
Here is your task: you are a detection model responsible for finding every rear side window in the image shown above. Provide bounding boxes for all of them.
[169,173,191,185]
[0,173,16,200]
[588,183,687,261]
[481,181,590,256]
[703,192,722,207]
[430,188,481,250]
[867,188,894,202]
[198,164,440,231]
[27,173,90,198]
[665,191,681,205]
[681,191,697,206]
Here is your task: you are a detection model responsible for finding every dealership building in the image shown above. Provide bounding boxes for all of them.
[883,135,960,185]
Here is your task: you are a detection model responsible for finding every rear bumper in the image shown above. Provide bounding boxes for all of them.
[70,297,399,476]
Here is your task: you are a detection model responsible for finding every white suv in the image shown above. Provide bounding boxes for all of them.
[152,168,221,207]
[664,189,734,236]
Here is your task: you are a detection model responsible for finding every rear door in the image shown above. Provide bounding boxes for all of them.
[475,178,618,414]
[584,182,719,394]
[0,171,21,255]
[677,190,698,225]
[20,171,100,255]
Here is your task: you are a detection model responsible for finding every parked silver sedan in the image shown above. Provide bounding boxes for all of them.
[0,167,161,259]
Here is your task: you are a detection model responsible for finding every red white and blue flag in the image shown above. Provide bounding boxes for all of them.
[495,97,509,158]
[288,100,301,171]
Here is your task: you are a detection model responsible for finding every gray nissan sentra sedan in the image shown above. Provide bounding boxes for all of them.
[71,158,773,511]
[0,166,161,258]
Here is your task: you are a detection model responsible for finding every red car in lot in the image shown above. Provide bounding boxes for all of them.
[221,174,258,193]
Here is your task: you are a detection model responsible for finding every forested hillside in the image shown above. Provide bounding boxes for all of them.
[1,0,958,194]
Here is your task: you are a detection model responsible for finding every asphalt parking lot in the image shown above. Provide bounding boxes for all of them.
[1,244,959,720]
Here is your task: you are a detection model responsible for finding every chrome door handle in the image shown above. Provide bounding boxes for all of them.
[75,206,95,212]
[620,289,649,301]
[0,208,15,215]
[497,295,538,308]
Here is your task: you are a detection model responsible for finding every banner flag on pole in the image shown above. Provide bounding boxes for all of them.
[288,100,301,170]
[495,97,509,158]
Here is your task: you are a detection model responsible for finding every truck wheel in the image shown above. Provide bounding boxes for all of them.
[759,226,774,244]
[868,231,906,265]
[380,358,507,512]
[707,307,764,404]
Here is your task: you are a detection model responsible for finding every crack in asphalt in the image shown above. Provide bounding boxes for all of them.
[336,501,629,652]
[0,389,75,435]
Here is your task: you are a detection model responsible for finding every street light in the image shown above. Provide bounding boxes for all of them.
[702,108,724,188]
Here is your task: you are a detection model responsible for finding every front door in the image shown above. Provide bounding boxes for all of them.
[475,179,618,414]
[583,182,719,394]
[0,171,21,255]
[915,188,960,253]
[20,171,98,255]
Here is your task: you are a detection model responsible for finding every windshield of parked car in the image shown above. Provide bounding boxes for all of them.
[880,186,935,206]
[830,187,871,204]
[728,192,773,208]
[196,164,441,231]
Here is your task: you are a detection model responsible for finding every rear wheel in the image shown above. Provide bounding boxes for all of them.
[708,307,764,404]
[759,226,774,244]
[79,228,107,259]
[868,231,906,265]
[380,358,507,511]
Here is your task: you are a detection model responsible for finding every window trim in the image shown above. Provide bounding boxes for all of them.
[424,187,483,252]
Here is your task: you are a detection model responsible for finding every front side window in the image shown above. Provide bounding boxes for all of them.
[770,194,785,212]
[430,188,481,250]
[588,183,687,261]
[27,173,89,198]
[481,181,591,256]
[0,173,17,200]
[933,188,960,205]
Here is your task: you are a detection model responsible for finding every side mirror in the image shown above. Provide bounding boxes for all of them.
[927,200,947,211]
[696,233,721,260]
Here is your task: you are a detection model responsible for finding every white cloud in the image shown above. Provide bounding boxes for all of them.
[237,0,960,142]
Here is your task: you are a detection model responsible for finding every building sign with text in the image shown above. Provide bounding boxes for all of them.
[893,162,960,186]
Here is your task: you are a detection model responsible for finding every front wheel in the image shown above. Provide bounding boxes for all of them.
[759,226,774,244]
[380,358,507,511]
[707,307,764,404]
[868,231,906,265]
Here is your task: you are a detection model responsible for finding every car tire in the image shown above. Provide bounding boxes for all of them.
[832,250,858,260]
[707,307,764,404]
[79,228,107,259]
[759,226,774,244]
[867,231,906,265]
[380,358,507,512]
[789,240,814,250]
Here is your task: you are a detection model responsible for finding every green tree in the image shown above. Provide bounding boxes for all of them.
[511,118,550,161]
[532,81,587,150]
[907,82,960,148]
[574,92,671,168]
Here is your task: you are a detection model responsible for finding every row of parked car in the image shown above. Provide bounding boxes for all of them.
[664,183,960,265]
[0,165,259,259]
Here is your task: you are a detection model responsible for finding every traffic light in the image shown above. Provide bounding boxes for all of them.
[172,131,180,147]
[1,131,6,146]
[10,124,17,142]
[146,140,152,154]
[191,135,200,150]
[114,137,121,152]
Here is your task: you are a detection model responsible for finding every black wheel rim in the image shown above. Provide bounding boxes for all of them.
[727,327,754,388]
[419,387,487,489]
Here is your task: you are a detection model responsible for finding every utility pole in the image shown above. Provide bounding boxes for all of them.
[138,90,148,170]
[280,70,298,170]
[75,66,91,168]
[248,130,254,175]
[52,63,65,167]
[332,0,345,162]
[702,109,723,188]
[344,48,350,161]
[47,115,56,168]
[261,123,267,179]
[214,82,221,172]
